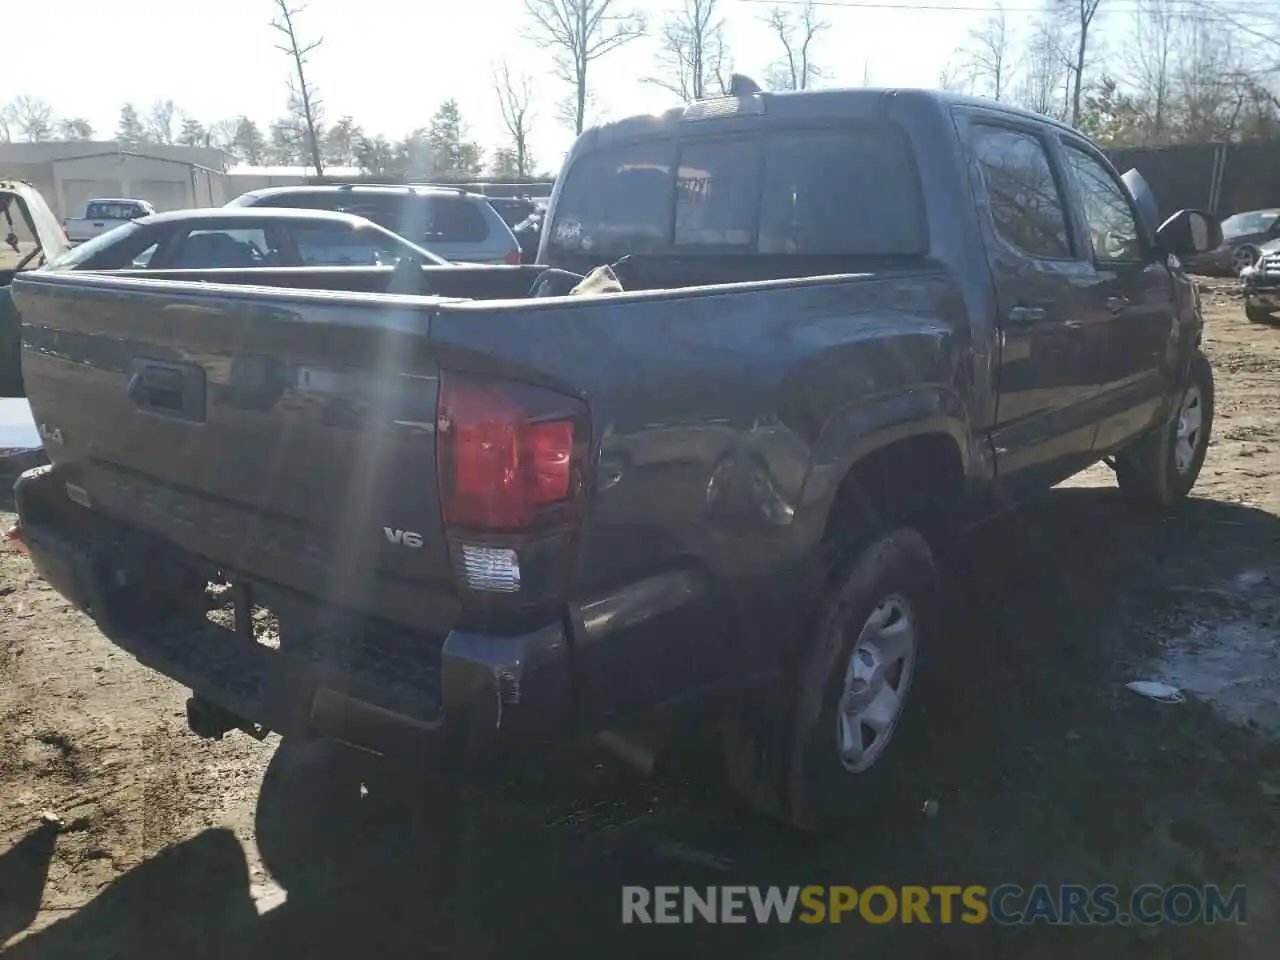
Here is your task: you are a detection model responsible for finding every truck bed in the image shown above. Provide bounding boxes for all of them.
[11,258,969,746]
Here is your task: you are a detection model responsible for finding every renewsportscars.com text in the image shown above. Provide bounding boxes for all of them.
[621,884,1247,926]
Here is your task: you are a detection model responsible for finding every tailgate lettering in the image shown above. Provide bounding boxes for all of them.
[383,527,424,548]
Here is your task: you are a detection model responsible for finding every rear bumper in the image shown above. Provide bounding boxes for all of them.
[12,466,571,773]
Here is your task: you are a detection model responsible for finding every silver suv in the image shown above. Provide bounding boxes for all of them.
[225,185,523,265]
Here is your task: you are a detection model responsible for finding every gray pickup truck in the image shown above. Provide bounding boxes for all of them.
[7,88,1221,832]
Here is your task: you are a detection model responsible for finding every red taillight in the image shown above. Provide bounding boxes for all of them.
[438,372,581,531]
[437,371,588,611]
[505,249,522,265]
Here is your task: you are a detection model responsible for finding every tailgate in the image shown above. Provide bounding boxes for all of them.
[12,272,459,633]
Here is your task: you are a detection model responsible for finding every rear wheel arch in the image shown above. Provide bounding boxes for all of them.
[818,430,967,562]
[718,431,966,829]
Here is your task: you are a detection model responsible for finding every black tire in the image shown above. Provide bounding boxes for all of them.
[1115,350,1215,507]
[722,528,941,832]
[1232,245,1259,276]
[1245,302,1274,324]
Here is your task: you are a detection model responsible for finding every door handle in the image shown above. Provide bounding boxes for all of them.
[126,360,206,421]
[1106,295,1130,314]
[1007,306,1047,324]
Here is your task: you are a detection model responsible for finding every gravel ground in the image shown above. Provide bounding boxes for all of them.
[1,278,1277,958]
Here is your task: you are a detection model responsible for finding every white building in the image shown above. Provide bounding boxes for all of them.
[0,140,235,220]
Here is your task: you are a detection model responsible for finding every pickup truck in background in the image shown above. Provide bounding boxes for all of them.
[7,88,1222,833]
[61,197,155,244]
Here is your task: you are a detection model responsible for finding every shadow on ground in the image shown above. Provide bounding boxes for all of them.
[4,487,1279,959]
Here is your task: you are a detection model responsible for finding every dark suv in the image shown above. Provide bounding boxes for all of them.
[226,185,522,264]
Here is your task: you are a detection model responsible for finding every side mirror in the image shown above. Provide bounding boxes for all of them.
[1156,209,1222,257]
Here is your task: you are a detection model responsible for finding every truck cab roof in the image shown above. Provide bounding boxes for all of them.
[579,86,1079,149]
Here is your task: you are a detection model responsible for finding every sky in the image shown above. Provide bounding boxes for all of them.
[5,0,1165,172]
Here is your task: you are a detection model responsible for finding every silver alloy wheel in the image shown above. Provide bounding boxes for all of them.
[1174,383,1204,475]
[1232,246,1258,273]
[837,594,917,773]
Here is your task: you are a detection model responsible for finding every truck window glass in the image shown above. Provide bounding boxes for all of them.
[290,223,403,265]
[1062,146,1142,262]
[971,125,1072,260]
[1221,210,1280,239]
[87,202,130,220]
[48,222,151,269]
[549,142,677,256]
[131,242,159,268]
[675,140,759,247]
[758,129,927,255]
[427,198,489,243]
[255,192,332,211]
[338,200,402,233]
[167,228,271,268]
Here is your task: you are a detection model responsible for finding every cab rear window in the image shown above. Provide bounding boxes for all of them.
[548,123,928,259]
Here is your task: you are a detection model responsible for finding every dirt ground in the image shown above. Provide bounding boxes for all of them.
[0,244,40,270]
[1,279,1278,958]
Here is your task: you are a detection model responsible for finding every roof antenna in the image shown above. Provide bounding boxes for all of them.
[728,74,762,97]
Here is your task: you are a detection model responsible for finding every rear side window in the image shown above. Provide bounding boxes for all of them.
[427,198,489,243]
[165,228,275,268]
[289,223,406,265]
[759,130,927,255]
[970,124,1072,260]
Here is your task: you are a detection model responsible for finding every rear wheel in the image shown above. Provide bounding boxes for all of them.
[722,528,940,832]
[1115,351,1214,507]
[1245,302,1274,324]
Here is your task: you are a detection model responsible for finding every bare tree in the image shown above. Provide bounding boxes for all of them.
[650,0,731,101]
[1173,18,1250,141]
[3,95,55,142]
[271,0,324,175]
[524,0,647,135]
[1058,0,1105,126]
[494,62,536,177]
[1015,18,1070,119]
[1124,0,1182,144]
[147,99,177,144]
[762,2,827,91]
[963,2,1013,101]
[207,118,240,159]
[57,118,95,140]
[938,60,973,94]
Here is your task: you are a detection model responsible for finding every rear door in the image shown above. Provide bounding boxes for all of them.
[1056,137,1176,453]
[957,112,1100,497]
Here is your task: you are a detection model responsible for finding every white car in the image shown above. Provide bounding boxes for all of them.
[62,198,155,244]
